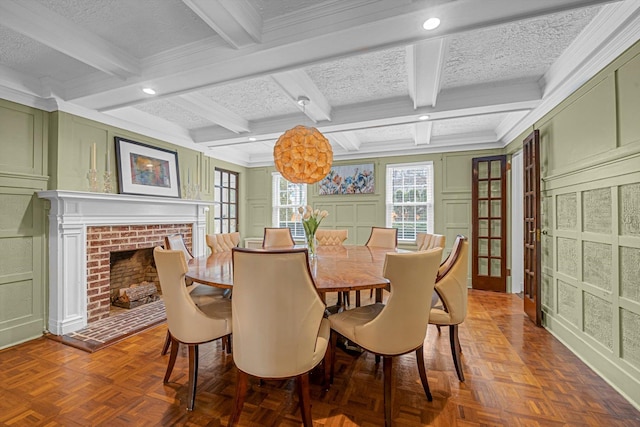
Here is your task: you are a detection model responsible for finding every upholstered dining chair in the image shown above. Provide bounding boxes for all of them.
[162,234,227,355]
[365,227,398,305]
[206,231,240,253]
[316,229,350,306]
[262,227,295,248]
[430,235,469,382]
[416,232,446,251]
[153,247,232,411]
[328,248,442,427]
[228,248,330,427]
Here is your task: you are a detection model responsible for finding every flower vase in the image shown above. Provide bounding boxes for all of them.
[305,230,317,258]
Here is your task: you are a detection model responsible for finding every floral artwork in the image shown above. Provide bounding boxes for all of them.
[130,153,171,187]
[318,163,374,195]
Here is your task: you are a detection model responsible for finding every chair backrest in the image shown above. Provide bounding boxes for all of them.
[435,237,469,325]
[206,232,240,253]
[365,227,397,249]
[262,227,295,248]
[231,248,326,378]
[416,232,446,251]
[438,234,466,279]
[354,248,442,355]
[165,234,193,261]
[315,229,348,246]
[153,247,230,343]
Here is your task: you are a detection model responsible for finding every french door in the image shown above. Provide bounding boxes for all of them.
[523,130,542,325]
[471,155,507,292]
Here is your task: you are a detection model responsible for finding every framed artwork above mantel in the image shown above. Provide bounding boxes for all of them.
[115,137,181,198]
[318,163,375,195]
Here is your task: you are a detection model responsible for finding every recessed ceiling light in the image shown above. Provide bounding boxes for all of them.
[422,18,440,30]
[142,87,156,95]
[419,115,430,121]
[248,137,257,141]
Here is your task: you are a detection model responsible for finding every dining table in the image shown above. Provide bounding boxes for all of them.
[186,245,407,306]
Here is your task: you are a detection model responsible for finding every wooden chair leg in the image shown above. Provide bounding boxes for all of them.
[323,336,332,391]
[375,354,381,364]
[164,337,179,383]
[356,291,361,307]
[450,325,465,382]
[383,356,393,427]
[330,330,338,383]
[296,373,313,427]
[224,335,232,354]
[228,369,249,426]
[343,291,350,307]
[187,344,199,411]
[415,346,433,401]
[161,330,171,355]
[436,325,441,335]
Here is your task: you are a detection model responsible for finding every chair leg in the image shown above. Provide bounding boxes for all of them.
[228,369,249,426]
[296,373,313,427]
[187,344,199,411]
[344,291,350,307]
[356,291,361,307]
[383,356,392,427]
[224,335,232,354]
[330,330,338,384]
[415,346,433,401]
[161,330,171,355]
[436,325,441,335]
[164,337,179,383]
[323,336,332,391]
[449,325,465,382]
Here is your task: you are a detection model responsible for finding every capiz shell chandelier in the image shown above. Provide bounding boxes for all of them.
[273,97,333,184]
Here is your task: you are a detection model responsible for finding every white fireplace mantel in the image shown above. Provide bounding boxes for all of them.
[38,190,213,335]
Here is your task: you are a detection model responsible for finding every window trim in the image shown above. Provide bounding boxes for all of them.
[213,167,239,234]
[271,172,307,240]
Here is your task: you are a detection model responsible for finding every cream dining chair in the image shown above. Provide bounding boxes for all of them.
[161,234,228,355]
[262,227,295,248]
[416,232,446,251]
[206,231,240,253]
[430,235,469,382]
[153,247,232,411]
[328,248,442,427]
[364,227,398,305]
[316,229,350,306]
[228,248,330,427]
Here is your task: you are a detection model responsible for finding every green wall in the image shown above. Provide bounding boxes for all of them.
[0,99,48,349]
[505,41,640,408]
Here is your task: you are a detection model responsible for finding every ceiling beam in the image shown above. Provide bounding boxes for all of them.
[64,0,615,110]
[271,70,332,122]
[182,0,262,49]
[330,132,361,152]
[413,121,433,145]
[407,38,448,108]
[172,93,250,133]
[0,0,140,79]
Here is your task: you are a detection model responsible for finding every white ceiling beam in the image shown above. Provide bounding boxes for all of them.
[65,0,615,110]
[0,0,140,79]
[271,70,332,122]
[330,132,361,152]
[193,80,542,146]
[172,93,250,133]
[413,121,433,145]
[182,0,262,49]
[407,38,448,108]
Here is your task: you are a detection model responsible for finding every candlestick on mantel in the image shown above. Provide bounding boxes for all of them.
[106,149,110,172]
[91,143,97,170]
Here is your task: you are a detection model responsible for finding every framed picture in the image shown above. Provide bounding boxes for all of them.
[318,163,374,195]
[115,137,181,198]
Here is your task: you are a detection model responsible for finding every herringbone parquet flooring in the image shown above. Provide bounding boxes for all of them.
[1,290,638,426]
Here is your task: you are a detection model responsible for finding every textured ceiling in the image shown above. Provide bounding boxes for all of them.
[0,0,636,167]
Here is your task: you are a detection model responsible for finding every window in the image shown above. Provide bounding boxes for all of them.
[386,162,434,241]
[272,173,306,239]
[213,168,238,233]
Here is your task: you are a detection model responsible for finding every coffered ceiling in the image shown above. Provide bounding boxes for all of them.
[1,0,639,166]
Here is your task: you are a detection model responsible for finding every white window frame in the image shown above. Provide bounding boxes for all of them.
[272,173,307,239]
[385,162,434,241]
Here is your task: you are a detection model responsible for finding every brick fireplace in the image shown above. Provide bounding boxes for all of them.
[38,190,212,335]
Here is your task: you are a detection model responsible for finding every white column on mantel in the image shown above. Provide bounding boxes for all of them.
[37,190,214,335]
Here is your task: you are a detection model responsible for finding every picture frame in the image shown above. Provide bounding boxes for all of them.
[115,137,181,198]
[318,163,374,195]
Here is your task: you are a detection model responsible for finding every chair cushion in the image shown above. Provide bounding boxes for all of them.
[198,297,232,321]
[187,283,226,305]
[329,303,384,345]
[428,307,452,325]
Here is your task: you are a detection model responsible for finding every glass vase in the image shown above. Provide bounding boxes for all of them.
[305,230,317,258]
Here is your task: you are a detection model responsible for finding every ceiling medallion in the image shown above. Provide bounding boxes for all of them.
[273,97,333,184]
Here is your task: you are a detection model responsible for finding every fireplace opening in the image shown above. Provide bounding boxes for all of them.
[109,247,160,309]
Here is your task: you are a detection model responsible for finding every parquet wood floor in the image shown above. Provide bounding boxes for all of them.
[1,290,638,426]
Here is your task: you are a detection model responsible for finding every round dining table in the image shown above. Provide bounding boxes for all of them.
[186,245,406,305]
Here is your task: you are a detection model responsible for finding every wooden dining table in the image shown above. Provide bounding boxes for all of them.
[186,245,406,305]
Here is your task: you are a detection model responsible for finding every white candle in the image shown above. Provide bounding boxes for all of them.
[106,149,110,172]
[91,143,96,170]
[187,168,190,184]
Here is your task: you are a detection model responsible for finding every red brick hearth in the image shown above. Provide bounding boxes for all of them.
[86,224,192,322]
